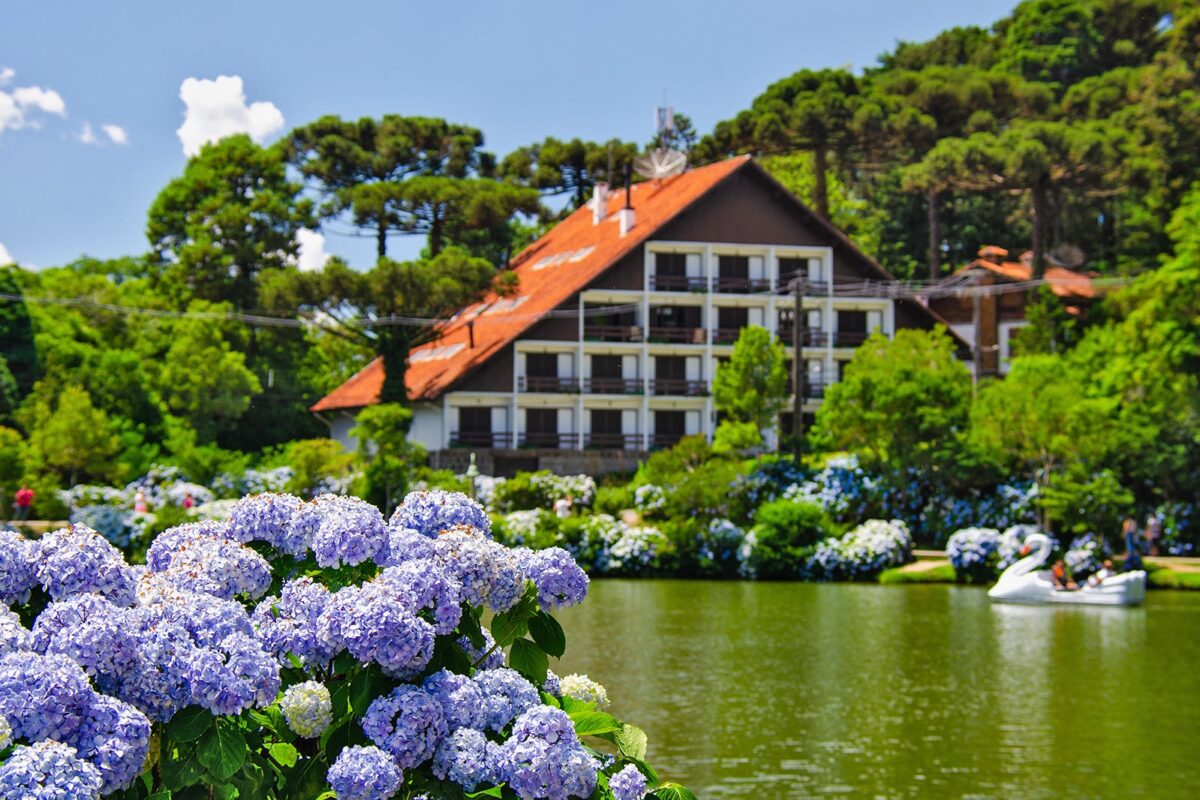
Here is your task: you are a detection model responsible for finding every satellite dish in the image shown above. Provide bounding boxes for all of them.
[634,148,688,180]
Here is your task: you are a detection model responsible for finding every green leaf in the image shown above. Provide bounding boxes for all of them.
[458,605,486,650]
[630,758,659,785]
[616,724,648,761]
[330,680,351,719]
[508,638,549,685]
[528,612,566,658]
[197,721,247,782]
[652,783,698,800]
[431,634,473,675]
[491,582,541,646]
[269,742,299,768]
[166,707,212,743]
[147,792,173,800]
[465,786,505,798]
[160,744,204,791]
[560,695,595,715]
[569,711,621,737]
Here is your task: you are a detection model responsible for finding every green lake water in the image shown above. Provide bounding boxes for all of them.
[554,580,1200,799]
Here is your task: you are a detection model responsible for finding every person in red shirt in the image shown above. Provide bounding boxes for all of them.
[14,485,34,521]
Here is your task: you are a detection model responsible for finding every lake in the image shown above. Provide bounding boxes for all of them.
[555,580,1200,799]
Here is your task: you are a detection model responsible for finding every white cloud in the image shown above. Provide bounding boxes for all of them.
[102,123,127,144]
[295,229,329,272]
[0,70,68,135]
[176,75,284,156]
[0,242,13,266]
[78,121,97,144]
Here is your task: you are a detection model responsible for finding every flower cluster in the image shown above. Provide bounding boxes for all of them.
[528,473,596,509]
[516,548,589,611]
[1065,534,1103,578]
[0,531,39,607]
[947,525,1034,580]
[633,484,665,514]
[281,681,332,738]
[391,490,492,538]
[559,674,609,709]
[610,764,649,800]
[328,745,403,800]
[36,524,136,606]
[807,519,913,580]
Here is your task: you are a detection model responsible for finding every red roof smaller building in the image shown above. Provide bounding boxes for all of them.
[960,245,1097,300]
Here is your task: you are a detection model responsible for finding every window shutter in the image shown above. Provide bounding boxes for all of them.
[685,357,701,382]
[557,353,573,377]
[748,307,765,327]
[685,410,701,435]
[685,253,701,277]
[491,407,507,433]
[622,355,638,379]
[867,310,883,332]
[749,255,765,280]
[622,409,638,435]
[807,309,822,329]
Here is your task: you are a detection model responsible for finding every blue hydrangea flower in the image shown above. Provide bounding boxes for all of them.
[0,715,11,750]
[0,651,95,742]
[432,727,494,791]
[228,492,305,554]
[377,560,463,634]
[0,530,40,606]
[115,617,194,722]
[510,706,576,745]
[431,529,501,607]
[150,535,272,601]
[35,524,135,606]
[182,631,281,716]
[391,490,491,538]
[516,547,589,610]
[485,544,526,613]
[422,669,486,731]
[497,736,598,800]
[327,745,403,800]
[542,670,561,697]
[253,577,339,667]
[318,583,435,677]
[0,740,104,800]
[0,607,30,657]
[610,764,649,800]
[376,526,436,567]
[459,629,504,671]
[31,594,138,694]
[361,685,448,769]
[145,522,233,572]
[281,681,333,738]
[305,495,389,568]
[473,668,540,733]
[68,694,152,795]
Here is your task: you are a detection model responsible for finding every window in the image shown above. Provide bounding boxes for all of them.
[718,255,749,278]
[655,252,687,277]
[526,409,558,434]
[459,407,492,433]
[838,310,867,333]
[591,355,622,379]
[525,353,558,377]
[591,409,622,435]
[655,356,685,381]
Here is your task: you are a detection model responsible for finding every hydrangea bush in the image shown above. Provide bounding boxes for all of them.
[0,490,692,800]
[946,525,1037,582]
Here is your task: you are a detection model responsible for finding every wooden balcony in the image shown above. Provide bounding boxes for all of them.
[776,327,830,347]
[647,326,707,344]
[776,276,830,295]
[649,378,709,397]
[583,377,643,395]
[584,325,643,342]
[584,432,643,449]
[711,327,746,345]
[713,276,772,294]
[518,431,579,449]
[518,376,580,393]
[449,431,513,448]
[832,331,871,347]
[650,432,686,449]
[649,274,708,292]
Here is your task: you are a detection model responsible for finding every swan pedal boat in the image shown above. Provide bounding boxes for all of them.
[987,533,1146,606]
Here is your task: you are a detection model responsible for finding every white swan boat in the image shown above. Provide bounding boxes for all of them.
[988,533,1146,606]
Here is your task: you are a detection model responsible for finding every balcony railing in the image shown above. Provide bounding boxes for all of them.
[649,274,708,292]
[584,432,643,449]
[647,326,707,344]
[518,432,579,449]
[711,327,747,345]
[651,432,685,449]
[649,378,709,397]
[776,276,830,295]
[583,377,643,395]
[518,376,580,393]
[791,380,828,399]
[776,327,830,347]
[449,431,513,448]
[713,276,772,294]
[832,331,871,347]
[584,325,642,342]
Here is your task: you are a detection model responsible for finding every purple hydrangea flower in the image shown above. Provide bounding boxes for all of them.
[610,764,649,800]
[68,694,152,795]
[473,668,540,733]
[431,529,500,607]
[228,492,305,554]
[318,583,435,678]
[377,526,436,566]
[377,560,463,634]
[422,669,486,731]
[305,495,389,568]
[150,534,271,601]
[145,521,233,572]
[253,577,339,667]
[182,631,281,716]
[391,490,491,538]
[0,607,30,657]
[31,594,137,694]
[0,651,95,742]
[432,727,495,791]
[35,524,135,606]
[115,617,194,722]
[327,745,402,800]
[542,670,561,697]
[497,736,599,800]
[281,680,333,738]
[510,706,576,745]
[486,543,527,613]
[517,547,589,610]
[361,685,448,769]
[0,740,104,799]
[0,530,40,606]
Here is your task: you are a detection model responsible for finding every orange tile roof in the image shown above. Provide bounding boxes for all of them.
[312,156,752,412]
[959,258,1097,300]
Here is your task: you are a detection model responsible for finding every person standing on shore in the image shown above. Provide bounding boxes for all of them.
[134,489,149,514]
[1145,513,1163,556]
[1121,517,1145,572]
[14,485,34,521]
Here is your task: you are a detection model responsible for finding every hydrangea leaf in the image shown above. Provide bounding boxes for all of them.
[616,723,649,761]
[653,783,699,800]
[528,611,566,658]
[569,711,621,737]
[197,721,247,782]
[269,743,299,768]
[509,637,549,685]
[166,707,213,744]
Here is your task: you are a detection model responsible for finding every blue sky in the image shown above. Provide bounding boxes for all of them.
[1,0,1017,270]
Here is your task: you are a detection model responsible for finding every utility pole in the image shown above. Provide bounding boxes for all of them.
[972,292,982,396]
[792,274,807,463]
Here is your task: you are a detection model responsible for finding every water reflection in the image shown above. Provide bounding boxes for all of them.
[554,581,1199,799]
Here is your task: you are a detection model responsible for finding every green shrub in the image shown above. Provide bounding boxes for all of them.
[746,499,835,579]
[1147,568,1200,591]
[263,438,355,497]
[594,484,633,516]
[491,508,562,550]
